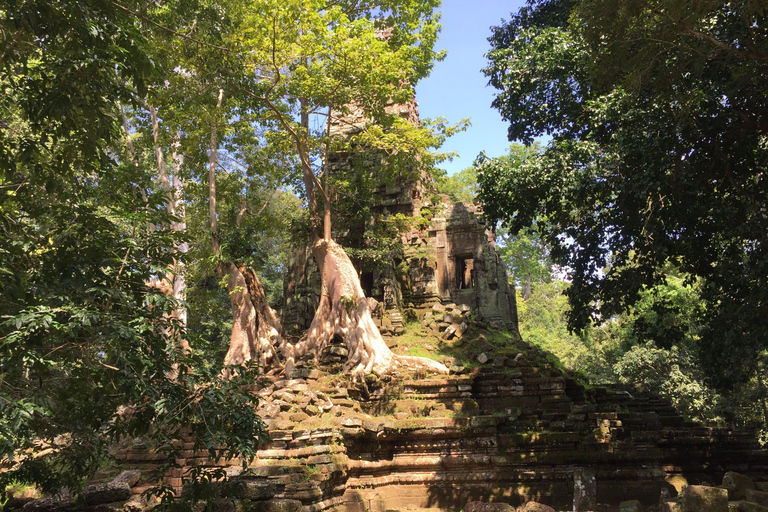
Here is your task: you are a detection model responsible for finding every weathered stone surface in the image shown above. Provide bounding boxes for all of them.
[250,499,302,512]
[573,468,597,512]
[735,501,768,512]
[516,502,556,512]
[229,479,276,500]
[724,472,756,500]
[661,500,681,512]
[619,500,642,512]
[747,490,768,507]
[23,496,74,512]
[465,502,515,512]
[111,471,141,487]
[82,483,132,506]
[4,498,35,511]
[679,485,728,512]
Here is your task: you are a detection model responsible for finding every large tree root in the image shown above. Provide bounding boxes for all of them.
[284,239,447,380]
[221,263,283,370]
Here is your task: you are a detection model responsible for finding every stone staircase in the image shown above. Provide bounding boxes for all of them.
[110,350,768,512]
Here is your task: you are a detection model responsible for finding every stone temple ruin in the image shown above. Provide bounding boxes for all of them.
[12,99,768,512]
[282,98,518,339]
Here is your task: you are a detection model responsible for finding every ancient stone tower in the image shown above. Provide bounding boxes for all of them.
[281,96,518,337]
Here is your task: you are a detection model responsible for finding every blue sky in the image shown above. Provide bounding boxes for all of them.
[415,0,528,176]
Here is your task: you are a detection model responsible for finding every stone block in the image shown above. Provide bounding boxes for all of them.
[735,501,768,512]
[250,499,302,512]
[619,500,642,512]
[464,502,515,512]
[82,482,132,506]
[724,472,756,500]
[111,471,141,487]
[229,479,276,500]
[477,353,489,364]
[573,468,597,512]
[516,502,556,512]
[660,499,681,512]
[679,485,728,512]
[23,496,74,512]
[747,490,768,507]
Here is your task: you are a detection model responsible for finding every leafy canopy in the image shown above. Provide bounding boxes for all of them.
[480,0,768,387]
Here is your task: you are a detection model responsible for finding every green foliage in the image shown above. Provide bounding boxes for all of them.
[0,0,266,501]
[518,276,767,427]
[480,0,768,388]
[436,167,478,204]
[516,282,587,371]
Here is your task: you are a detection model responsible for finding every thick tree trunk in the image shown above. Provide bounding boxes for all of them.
[207,89,281,371]
[285,238,447,379]
[221,262,283,369]
[274,101,445,379]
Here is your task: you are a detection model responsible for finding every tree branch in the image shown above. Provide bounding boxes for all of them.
[110,2,229,53]
[643,2,768,62]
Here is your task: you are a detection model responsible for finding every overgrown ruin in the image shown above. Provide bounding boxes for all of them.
[283,99,518,340]
[12,95,768,512]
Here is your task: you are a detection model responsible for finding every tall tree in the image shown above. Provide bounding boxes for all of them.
[228,0,453,378]
[0,0,265,497]
[479,0,768,387]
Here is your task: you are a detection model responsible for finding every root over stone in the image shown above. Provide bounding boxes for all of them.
[284,239,447,380]
[222,262,283,370]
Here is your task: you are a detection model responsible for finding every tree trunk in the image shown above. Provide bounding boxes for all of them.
[208,89,282,371]
[150,105,189,347]
[170,141,188,332]
[222,262,283,369]
[285,238,447,379]
[523,274,532,300]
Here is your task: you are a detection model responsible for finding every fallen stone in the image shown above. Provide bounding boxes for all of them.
[724,472,756,500]
[747,490,768,507]
[111,471,141,487]
[343,417,363,427]
[735,501,768,512]
[464,502,515,512]
[477,353,489,364]
[660,499,681,512]
[4,498,35,511]
[679,485,728,512]
[619,500,642,512]
[122,500,146,512]
[23,495,74,512]
[82,482,132,506]
[432,303,446,313]
[516,502,556,512]
[288,412,309,422]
